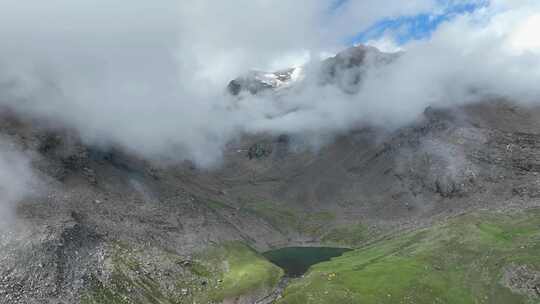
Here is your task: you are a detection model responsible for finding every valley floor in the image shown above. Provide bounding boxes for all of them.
[276,208,540,304]
[80,208,540,304]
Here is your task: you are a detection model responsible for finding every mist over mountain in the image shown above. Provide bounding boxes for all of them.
[0,1,539,168]
[2,1,540,304]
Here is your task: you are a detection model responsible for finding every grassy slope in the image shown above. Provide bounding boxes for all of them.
[82,241,283,304]
[278,209,540,304]
[321,223,369,246]
[208,198,374,247]
[238,200,367,243]
[202,242,284,301]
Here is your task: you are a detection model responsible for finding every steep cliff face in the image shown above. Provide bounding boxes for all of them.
[2,45,540,303]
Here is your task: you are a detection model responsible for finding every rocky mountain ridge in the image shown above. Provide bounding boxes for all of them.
[227,44,398,96]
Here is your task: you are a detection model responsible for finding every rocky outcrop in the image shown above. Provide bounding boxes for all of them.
[227,44,399,96]
[503,264,540,298]
[227,68,299,96]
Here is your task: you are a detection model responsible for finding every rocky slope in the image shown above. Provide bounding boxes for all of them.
[1,45,540,303]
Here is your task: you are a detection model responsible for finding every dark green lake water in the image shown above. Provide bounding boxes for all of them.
[263,247,351,277]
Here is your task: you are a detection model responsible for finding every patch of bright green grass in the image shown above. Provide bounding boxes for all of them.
[200,242,284,301]
[278,209,540,304]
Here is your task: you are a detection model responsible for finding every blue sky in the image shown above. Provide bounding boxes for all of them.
[346,1,488,45]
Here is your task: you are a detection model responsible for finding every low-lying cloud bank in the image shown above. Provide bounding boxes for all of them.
[0,141,36,227]
[0,0,539,166]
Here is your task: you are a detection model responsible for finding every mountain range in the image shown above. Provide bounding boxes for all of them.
[1,45,540,304]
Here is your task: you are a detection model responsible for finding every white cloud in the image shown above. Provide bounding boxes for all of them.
[508,13,540,54]
[0,141,36,227]
[365,35,404,53]
[241,1,540,133]
[0,0,539,166]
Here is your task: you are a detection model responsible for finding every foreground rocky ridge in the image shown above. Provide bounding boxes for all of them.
[2,45,540,303]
